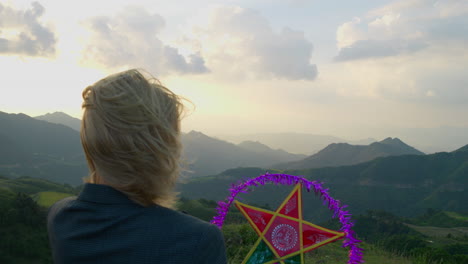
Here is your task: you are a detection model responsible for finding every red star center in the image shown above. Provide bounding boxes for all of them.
[235,184,345,264]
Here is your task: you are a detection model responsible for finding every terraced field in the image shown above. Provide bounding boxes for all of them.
[32,191,74,207]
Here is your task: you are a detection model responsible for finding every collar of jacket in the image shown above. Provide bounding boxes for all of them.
[78,183,138,205]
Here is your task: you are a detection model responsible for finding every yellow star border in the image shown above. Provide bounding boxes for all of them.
[235,184,345,264]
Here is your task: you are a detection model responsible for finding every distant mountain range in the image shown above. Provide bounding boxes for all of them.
[35,112,81,131]
[0,111,307,182]
[178,145,468,222]
[2,110,467,224]
[3,110,464,193]
[181,131,306,177]
[33,112,309,176]
[220,133,376,155]
[0,112,82,158]
[220,127,468,155]
[0,111,87,185]
[273,137,424,170]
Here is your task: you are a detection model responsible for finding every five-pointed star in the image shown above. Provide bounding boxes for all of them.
[234,184,345,264]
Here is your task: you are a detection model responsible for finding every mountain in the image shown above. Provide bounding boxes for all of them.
[34,112,81,131]
[348,137,377,145]
[387,126,468,154]
[218,133,349,155]
[273,137,424,170]
[454,144,468,153]
[0,133,30,164]
[177,146,468,222]
[0,111,87,185]
[181,131,306,177]
[237,140,306,161]
[0,111,83,159]
[1,112,306,184]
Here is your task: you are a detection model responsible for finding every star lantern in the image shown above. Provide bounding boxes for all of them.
[235,184,344,263]
[211,173,363,264]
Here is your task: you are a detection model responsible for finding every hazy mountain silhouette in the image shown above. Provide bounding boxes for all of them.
[219,132,376,155]
[181,131,306,177]
[0,133,30,164]
[237,140,306,160]
[0,112,306,183]
[273,137,424,170]
[453,144,468,153]
[35,112,81,131]
[387,126,468,154]
[0,111,82,158]
[0,111,87,185]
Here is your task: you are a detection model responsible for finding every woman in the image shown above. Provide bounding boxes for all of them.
[47,69,227,264]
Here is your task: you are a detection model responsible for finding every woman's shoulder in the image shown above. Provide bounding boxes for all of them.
[145,206,226,263]
[147,205,217,230]
[48,196,77,217]
[144,205,224,244]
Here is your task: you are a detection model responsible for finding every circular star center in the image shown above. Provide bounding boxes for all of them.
[271,224,298,251]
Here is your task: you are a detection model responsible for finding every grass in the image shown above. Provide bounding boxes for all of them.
[406,223,468,238]
[446,211,468,222]
[304,242,412,264]
[227,240,414,264]
[32,191,74,208]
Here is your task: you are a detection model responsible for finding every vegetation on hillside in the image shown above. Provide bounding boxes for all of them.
[179,147,468,222]
[1,176,466,263]
[0,192,51,264]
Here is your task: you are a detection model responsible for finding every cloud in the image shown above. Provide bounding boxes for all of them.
[192,6,317,80]
[0,2,56,57]
[327,42,468,106]
[335,0,468,61]
[335,39,427,62]
[81,7,208,75]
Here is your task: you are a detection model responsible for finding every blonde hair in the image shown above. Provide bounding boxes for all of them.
[81,69,184,208]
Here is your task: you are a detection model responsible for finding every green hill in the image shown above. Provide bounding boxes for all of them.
[178,146,468,222]
[0,177,79,264]
[0,176,77,195]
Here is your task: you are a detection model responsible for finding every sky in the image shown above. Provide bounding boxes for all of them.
[1,0,468,151]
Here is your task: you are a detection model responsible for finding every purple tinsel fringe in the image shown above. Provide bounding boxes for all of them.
[210,173,364,264]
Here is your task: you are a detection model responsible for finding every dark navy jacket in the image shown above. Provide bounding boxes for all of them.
[47,184,227,264]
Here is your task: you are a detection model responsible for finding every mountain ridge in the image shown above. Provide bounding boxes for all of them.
[0,111,87,185]
[273,137,424,170]
[0,112,308,183]
[34,112,81,131]
[181,130,306,177]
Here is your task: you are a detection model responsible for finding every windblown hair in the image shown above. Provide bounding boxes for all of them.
[81,69,184,208]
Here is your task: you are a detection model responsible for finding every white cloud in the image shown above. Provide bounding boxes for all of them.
[329,44,468,105]
[335,39,427,62]
[80,6,208,75]
[0,2,56,57]
[367,0,428,17]
[336,17,363,49]
[335,0,468,61]
[191,6,318,81]
[436,0,468,18]
[327,0,468,105]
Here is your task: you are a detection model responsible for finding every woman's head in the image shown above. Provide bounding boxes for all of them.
[81,69,184,208]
